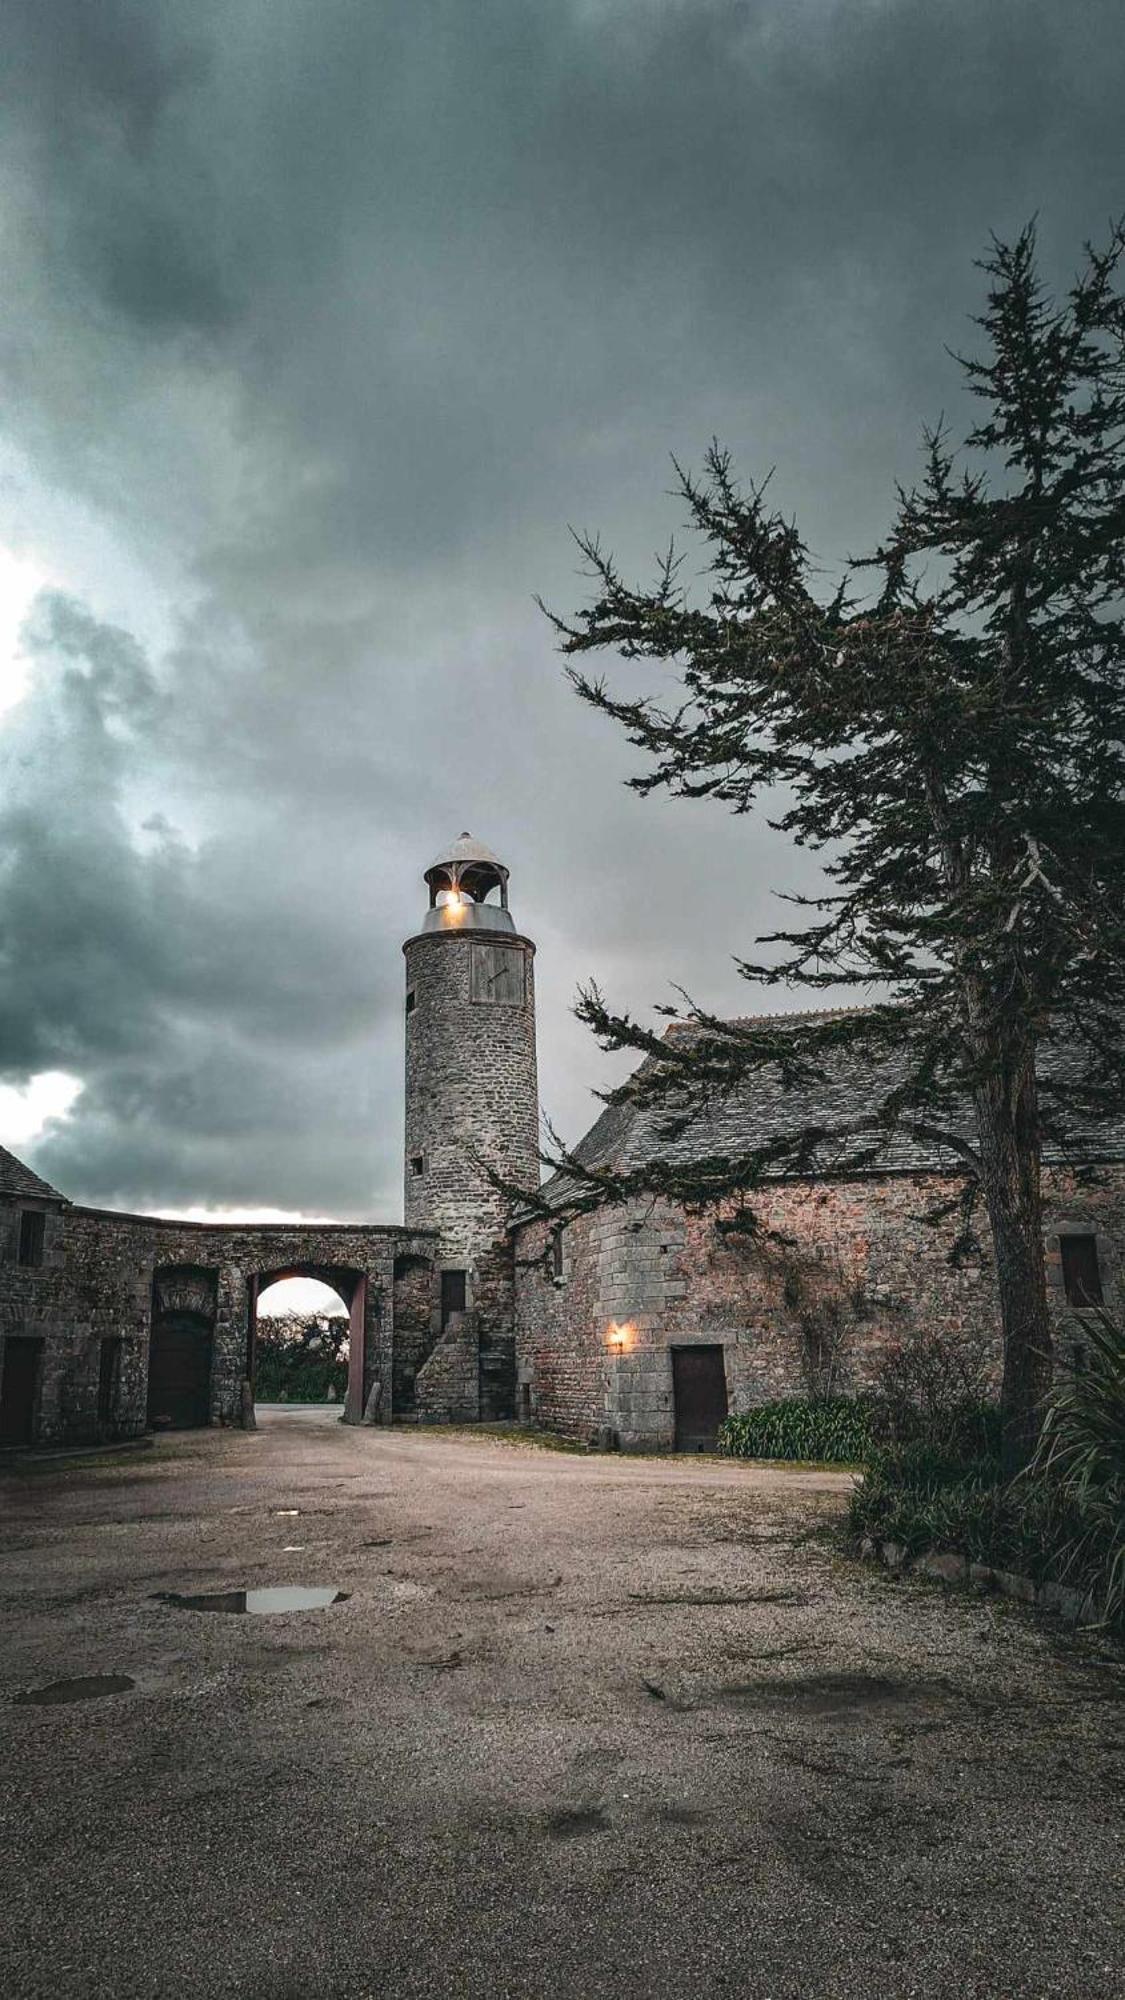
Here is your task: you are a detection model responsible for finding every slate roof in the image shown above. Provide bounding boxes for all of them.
[534,1008,1125,1212]
[0,1145,66,1203]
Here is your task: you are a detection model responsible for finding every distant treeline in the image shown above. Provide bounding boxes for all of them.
[255,1312,349,1403]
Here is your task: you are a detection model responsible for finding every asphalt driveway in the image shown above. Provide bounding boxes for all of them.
[1,1414,1121,1999]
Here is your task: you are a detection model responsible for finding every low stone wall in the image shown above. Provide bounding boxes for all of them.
[858,1535,1099,1626]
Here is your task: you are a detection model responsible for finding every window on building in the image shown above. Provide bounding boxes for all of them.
[17,1210,45,1268]
[405,988,416,1015]
[409,1155,424,1178]
[551,1228,565,1282]
[1060,1233,1103,1307]
[441,1269,467,1328]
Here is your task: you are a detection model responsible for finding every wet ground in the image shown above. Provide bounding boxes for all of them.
[1,1412,1122,1999]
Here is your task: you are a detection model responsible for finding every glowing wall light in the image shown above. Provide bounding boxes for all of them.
[606,1320,634,1350]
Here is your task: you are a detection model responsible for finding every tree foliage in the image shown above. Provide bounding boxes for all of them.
[537,224,1125,1462]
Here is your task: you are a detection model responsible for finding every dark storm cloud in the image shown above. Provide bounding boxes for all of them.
[1,596,402,1212]
[0,1,1121,1211]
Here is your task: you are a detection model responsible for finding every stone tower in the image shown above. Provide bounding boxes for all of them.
[403,835,539,1415]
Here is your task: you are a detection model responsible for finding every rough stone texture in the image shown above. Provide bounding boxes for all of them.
[403,923,539,1420]
[415,1312,479,1422]
[391,1252,439,1415]
[403,928,538,1257]
[514,1163,1125,1448]
[915,1550,968,1584]
[0,1196,437,1446]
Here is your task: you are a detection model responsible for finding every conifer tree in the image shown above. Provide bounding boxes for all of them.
[541,224,1125,1465]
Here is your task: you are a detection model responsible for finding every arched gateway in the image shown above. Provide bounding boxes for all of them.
[248,1263,367,1416]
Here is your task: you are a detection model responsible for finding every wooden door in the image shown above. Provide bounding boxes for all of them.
[147,1313,213,1429]
[672,1345,728,1452]
[0,1337,42,1445]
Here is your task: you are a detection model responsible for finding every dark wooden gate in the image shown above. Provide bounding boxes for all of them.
[0,1337,43,1445]
[147,1313,213,1429]
[672,1344,728,1452]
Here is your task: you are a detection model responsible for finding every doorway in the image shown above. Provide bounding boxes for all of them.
[0,1337,43,1446]
[672,1345,728,1452]
[147,1314,213,1429]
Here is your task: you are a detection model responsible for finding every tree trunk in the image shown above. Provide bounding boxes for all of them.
[973,1060,1053,1471]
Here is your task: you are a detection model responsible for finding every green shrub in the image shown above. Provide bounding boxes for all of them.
[850,1321,1125,1629]
[718,1397,872,1464]
[862,1439,1004,1493]
[851,1469,1121,1618]
[864,1395,1002,1461]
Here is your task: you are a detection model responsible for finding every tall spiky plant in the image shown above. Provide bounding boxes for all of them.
[1031,1312,1125,1622]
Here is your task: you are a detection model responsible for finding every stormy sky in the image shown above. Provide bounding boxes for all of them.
[1,0,1122,1224]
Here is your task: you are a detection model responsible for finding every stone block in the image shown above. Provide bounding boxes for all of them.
[1039,1580,1089,1622]
[915,1549,967,1585]
[993,1568,1037,1605]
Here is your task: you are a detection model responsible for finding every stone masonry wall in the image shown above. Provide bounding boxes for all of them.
[513,1164,1125,1449]
[403,929,539,1260]
[0,1197,439,1446]
[400,925,540,1425]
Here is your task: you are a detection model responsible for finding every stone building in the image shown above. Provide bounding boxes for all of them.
[2,833,1122,1451]
[510,1022,1125,1451]
[0,835,537,1448]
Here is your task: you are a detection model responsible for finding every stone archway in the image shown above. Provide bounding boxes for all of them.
[247,1264,368,1421]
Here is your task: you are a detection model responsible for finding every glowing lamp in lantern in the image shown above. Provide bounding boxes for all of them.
[606,1320,633,1349]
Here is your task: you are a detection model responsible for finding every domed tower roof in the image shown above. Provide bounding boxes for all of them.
[420,832,515,934]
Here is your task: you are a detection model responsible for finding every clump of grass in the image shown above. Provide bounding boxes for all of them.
[1027,1312,1125,1626]
[718,1398,871,1464]
[849,1315,1125,1631]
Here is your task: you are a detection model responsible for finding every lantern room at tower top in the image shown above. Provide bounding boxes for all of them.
[420,831,515,934]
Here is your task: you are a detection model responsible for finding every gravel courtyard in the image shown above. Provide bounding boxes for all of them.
[2,1412,1122,2000]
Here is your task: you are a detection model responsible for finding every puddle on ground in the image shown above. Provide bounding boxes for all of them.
[13,1674,135,1706]
[154,1587,349,1615]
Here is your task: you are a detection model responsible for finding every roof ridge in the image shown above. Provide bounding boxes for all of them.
[662,1004,870,1038]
